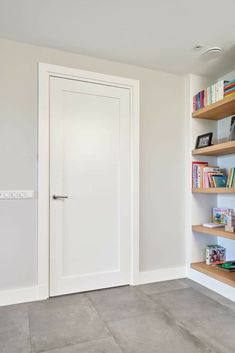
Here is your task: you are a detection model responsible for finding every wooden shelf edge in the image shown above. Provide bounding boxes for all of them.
[192,140,235,156]
[192,94,235,120]
[192,188,235,194]
[192,225,235,240]
[191,262,235,288]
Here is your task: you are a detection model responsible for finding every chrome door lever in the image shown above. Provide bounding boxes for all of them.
[53,195,68,200]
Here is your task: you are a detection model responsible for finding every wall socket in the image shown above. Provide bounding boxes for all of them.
[0,190,35,199]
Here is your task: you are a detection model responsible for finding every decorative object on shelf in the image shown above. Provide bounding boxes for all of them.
[195,132,213,149]
[225,209,235,233]
[212,208,230,224]
[216,261,235,272]
[229,116,235,141]
[206,245,226,265]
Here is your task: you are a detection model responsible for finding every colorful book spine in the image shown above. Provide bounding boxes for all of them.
[192,162,208,188]
[193,80,231,111]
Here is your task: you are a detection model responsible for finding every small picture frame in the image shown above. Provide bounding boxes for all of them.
[195,132,213,149]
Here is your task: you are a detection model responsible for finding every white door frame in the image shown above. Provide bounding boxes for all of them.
[38,63,140,300]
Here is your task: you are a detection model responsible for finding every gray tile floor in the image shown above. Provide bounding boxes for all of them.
[1,279,235,353]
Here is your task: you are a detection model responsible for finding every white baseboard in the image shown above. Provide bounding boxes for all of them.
[0,285,42,307]
[139,266,186,285]
[0,266,187,306]
[188,268,235,302]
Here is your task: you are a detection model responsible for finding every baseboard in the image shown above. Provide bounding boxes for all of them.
[188,267,235,302]
[0,285,42,307]
[0,266,187,306]
[139,266,186,285]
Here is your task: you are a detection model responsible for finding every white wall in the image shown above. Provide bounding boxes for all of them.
[0,39,186,295]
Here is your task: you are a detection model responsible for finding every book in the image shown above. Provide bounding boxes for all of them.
[216,261,235,272]
[224,84,235,92]
[212,208,230,224]
[227,167,235,187]
[208,172,223,187]
[201,166,220,188]
[212,175,228,187]
[192,161,208,188]
[224,90,235,98]
[224,79,235,90]
[203,223,225,228]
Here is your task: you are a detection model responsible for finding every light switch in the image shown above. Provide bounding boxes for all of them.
[0,190,35,199]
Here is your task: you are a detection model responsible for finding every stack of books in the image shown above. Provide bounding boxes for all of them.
[227,167,235,187]
[193,79,230,112]
[192,162,228,188]
[224,79,235,98]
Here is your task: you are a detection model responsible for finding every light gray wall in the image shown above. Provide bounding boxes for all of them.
[0,38,186,290]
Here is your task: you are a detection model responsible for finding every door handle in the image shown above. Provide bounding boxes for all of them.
[53,195,68,200]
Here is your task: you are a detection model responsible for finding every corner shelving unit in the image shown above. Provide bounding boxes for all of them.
[187,75,235,300]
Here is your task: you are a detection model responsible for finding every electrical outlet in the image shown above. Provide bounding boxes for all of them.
[0,190,35,199]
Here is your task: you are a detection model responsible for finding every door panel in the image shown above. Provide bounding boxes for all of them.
[49,77,131,296]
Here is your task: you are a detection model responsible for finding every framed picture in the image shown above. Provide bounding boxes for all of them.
[229,116,235,141]
[195,132,213,149]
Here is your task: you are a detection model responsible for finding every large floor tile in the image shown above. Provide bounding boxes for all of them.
[29,293,109,352]
[0,304,31,353]
[151,288,235,353]
[137,279,189,296]
[108,312,213,353]
[37,337,122,353]
[86,285,156,322]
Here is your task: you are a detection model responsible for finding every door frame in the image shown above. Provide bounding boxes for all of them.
[38,63,140,300]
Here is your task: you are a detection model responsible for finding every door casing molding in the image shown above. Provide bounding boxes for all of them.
[38,63,140,299]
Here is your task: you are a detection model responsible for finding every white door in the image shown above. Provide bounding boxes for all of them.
[49,77,131,296]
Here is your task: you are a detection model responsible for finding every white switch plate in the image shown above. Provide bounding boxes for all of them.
[0,190,35,199]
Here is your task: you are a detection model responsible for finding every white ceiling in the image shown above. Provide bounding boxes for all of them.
[0,0,235,76]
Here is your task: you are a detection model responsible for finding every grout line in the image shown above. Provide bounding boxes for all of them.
[26,303,33,353]
[84,292,125,353]
[31,337,121,353]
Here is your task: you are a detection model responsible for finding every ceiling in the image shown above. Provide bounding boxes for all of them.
[0,0,235,76]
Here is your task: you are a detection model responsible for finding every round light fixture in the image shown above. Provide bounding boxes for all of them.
[203,47,223,59]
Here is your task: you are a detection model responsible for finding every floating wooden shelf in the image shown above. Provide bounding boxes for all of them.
[192,188,235,194]
[191,262,235,288]
[192,225,235,240]
[192,140,235,156]
[192,94,235,120]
